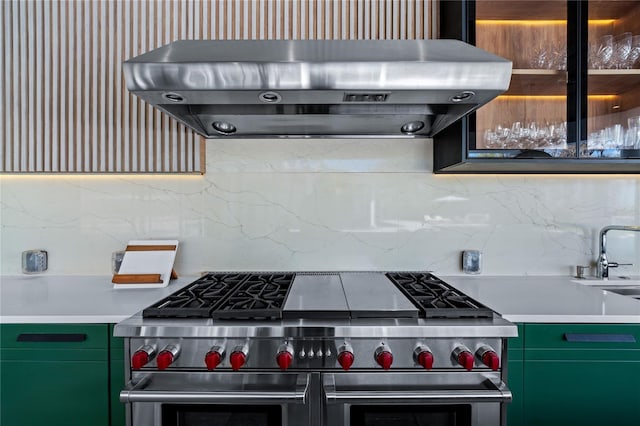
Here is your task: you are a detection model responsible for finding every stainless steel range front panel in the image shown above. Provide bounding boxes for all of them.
[115,316,518,339]
[323,371,510,426]
[121,370,511,426]
[122,372,312,426]
[126,337,504,370]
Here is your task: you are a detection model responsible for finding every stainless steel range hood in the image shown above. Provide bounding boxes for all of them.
[124,39,511,138]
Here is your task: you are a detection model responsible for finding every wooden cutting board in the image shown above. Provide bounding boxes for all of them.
[112,240,179,289]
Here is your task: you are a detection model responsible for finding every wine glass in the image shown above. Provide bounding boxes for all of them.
[530,45,548,69]
[613,32,632,69]
[628,35,640,68]
[595,35,614,69]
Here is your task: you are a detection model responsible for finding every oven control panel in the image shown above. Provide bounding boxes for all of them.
[127,337,505,372]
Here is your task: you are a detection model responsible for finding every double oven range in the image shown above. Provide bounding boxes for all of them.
[115,272,517,426]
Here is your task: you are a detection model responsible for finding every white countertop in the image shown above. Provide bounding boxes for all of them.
[1,274,639,324]
[442,275,640,323]
[0,275,194,324]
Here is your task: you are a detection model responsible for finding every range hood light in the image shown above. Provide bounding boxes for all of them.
[259,91,282,103]
[401,121,425,134]
[212,121,237,135]
[450,91,476,103]
[162,92,185,103]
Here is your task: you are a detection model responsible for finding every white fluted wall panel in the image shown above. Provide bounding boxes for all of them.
[1,0,431,173]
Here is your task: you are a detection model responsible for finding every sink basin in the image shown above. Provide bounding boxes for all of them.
[599,287,640,297]
[572,278,640,300]
[572,278,640,287]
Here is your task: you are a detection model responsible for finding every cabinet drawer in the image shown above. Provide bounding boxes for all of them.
[508,323,524,351]
[1,359,109,426]
[0,324,109,350]
[525,324,640,350]
[524,359,640,426]
[109,324,125,361]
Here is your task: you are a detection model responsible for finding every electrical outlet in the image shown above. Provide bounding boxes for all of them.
[22,250,48,274]
[112,250,126,274]
[462,250,482,274]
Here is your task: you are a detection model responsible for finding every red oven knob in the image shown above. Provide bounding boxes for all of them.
[458,352,474,371]
[453,345,474,371]
[205,351,222,370]
[157,345,180,370]
[375,345,393,370]
[131,345,156,370]
[277,351,293,370]
[157,351,174,370]
[230,351,247,371]
[276,343,294,370]
[132,351,149,370]
[338,351,354,371]
[418,351,434,369]
[337,342,354,370]
[205,346,225,370]
[414,345,434,369]
[376,351,393,370]
[477,346,500,371]
[416,352,434,370]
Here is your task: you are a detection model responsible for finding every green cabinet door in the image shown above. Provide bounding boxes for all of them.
[110,358,126,426]
[0,324,110,426]
[523,324,640,426]
[507,359,523,426]
[109,325,126,426]
[506,324,524,426]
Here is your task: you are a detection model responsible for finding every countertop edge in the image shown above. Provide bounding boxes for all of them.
[503,314,640,323]
[0,315,129,324]
[2,275,640,325]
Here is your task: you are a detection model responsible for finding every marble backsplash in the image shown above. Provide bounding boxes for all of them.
[1,139,639,277]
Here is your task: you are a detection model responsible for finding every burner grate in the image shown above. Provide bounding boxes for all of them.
[386,272,494,319]
[212,273,296,320]
[143,273,249,318]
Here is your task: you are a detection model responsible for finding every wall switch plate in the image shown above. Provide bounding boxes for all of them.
[22,250,48,274]
[462,250,482,274]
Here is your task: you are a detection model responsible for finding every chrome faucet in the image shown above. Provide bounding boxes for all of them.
[596,225,640,279]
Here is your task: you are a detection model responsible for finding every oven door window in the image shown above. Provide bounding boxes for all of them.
[162,404,281,426]
[351,405,471,426]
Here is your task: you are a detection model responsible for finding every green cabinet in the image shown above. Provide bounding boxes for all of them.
[0,323,126,426]
[4,322,639,426]
[522,324,640,426]
[0,324,110,426]
[506,324,524,426]
[109,325,126,426]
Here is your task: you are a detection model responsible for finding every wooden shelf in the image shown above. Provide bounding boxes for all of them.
[476,1,566,20]
[476,0,638,21]
[588,69,640,95]
[506,69,567,96]
[589,1,640,20]
[502,69,640,96]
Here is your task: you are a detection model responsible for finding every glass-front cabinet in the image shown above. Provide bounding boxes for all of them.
[586,1,640,159]
[434,0,640,173]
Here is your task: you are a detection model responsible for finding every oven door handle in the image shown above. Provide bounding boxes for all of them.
[120,373,310,404]
[323,374,512,404]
